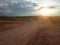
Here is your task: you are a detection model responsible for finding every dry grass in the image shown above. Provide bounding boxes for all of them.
[0,21,29,31]
[0,16,60,45]
[0,17,32,31]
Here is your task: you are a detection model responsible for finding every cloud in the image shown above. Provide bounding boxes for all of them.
[0,2,8,7]
[0,0,59,16]
[10,0,18,4]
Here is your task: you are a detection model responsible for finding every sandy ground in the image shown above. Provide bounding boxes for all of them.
[0,17,60,45]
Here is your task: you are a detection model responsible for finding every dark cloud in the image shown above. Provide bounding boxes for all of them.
[38,6,56,11]
[48,6,55,9]
[0,0,37,16]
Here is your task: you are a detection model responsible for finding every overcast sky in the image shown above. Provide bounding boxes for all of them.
[0,0,60,16]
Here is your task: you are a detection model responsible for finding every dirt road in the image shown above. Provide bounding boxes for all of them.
[0,19,60,45]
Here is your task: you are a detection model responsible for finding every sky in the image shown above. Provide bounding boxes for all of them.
[0,0,60,16]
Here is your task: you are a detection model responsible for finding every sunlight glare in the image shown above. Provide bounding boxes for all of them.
[37,8,55,16]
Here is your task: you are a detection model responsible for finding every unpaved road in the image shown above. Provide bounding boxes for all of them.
[0,19,60,45]
[0,20,38,45]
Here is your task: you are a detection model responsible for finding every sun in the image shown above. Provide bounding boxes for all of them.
[37,8,55,16]
[39,8,52,16]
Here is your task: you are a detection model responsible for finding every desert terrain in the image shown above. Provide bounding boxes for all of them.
[0,16,34,31]
[0,16,60,45]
